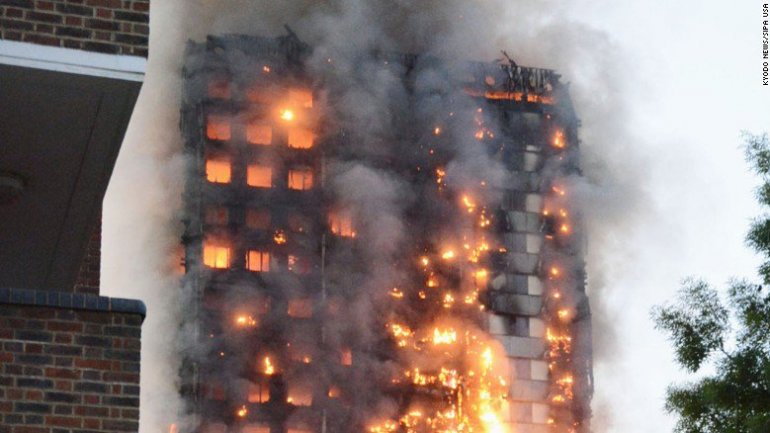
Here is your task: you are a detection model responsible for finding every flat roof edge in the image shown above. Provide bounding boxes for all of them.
[0,287,147,319]
[0,40,146,82]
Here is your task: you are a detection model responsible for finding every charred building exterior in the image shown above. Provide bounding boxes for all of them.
[179,33,592,433]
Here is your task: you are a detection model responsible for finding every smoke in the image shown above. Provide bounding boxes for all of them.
[102,1,648,432]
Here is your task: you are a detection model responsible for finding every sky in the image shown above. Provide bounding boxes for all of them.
[102,1,770,432]
[569,1,769,432]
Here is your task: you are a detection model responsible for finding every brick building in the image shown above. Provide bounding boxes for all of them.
[0,1,150,432]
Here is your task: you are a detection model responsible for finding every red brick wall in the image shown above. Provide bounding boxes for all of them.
[0,0,149,57]
[0,303,143,433]
[74,217,101,296]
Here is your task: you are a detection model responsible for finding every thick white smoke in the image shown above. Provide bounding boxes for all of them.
[103,1,646,432]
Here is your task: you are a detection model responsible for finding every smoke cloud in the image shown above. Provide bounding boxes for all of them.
[103,1,648,432]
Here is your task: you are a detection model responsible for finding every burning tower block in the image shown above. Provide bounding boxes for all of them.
[179,33,592,433]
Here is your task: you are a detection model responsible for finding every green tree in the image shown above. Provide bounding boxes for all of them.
[651,132,770,433]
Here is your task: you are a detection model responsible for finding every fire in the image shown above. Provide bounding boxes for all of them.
[552,129,566,149]
[193,71,584,433]
[461,195,476,213]
[203,244,230,269]
[263,357,275,376]
[235,314,257,327]
[206,115,231,141]
[329,211,356,237]
[279,108,295,121]
[288,128,315,149]
[435,168,446,185]
[205,158,231,184]
[432,328,457,345]
[328,386,341,398]
[340,348,353,366]
[442,293,455,308]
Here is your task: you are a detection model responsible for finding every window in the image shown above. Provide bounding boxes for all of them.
[205,158,231,184]
[327,386,341,399]
[246,86,270,105]
[247,165,272,188]
[204,207,228,225]
[246,123,272,145]
[286,382,313,406]
[246,250,270,272]
[287,298,312,318]
[288,168,313,190]
[206,115,231,141]
[243,426,270,433]
[329,211,355,237]
[247,379,270,404]
[204,423,227,433]
[207,80,230,100]
[203,244,230,269]
[288,255,311,274]
[245,209,271,230]
[340,348,353,366]
[287,128,315,149]
[287,213,310,233]
[288,88,313,108]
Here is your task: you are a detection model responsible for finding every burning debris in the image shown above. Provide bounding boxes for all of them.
[178,31,591,433]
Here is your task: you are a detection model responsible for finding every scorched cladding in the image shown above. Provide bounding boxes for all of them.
[179,32,592,433]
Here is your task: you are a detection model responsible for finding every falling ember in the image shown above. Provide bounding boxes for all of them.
[237,405,248,418]
[441,250,455,260]
[389,288,404,299]
[560,223,571,234]
[433,126,442,135]
[262,65,271,73]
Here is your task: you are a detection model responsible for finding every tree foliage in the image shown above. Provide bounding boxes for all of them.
[652,132,770,433]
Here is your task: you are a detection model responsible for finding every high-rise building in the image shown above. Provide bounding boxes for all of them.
[180,32,592,433]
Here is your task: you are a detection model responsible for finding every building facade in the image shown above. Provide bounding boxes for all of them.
[179,33,591,433]
[0,2,149,432]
